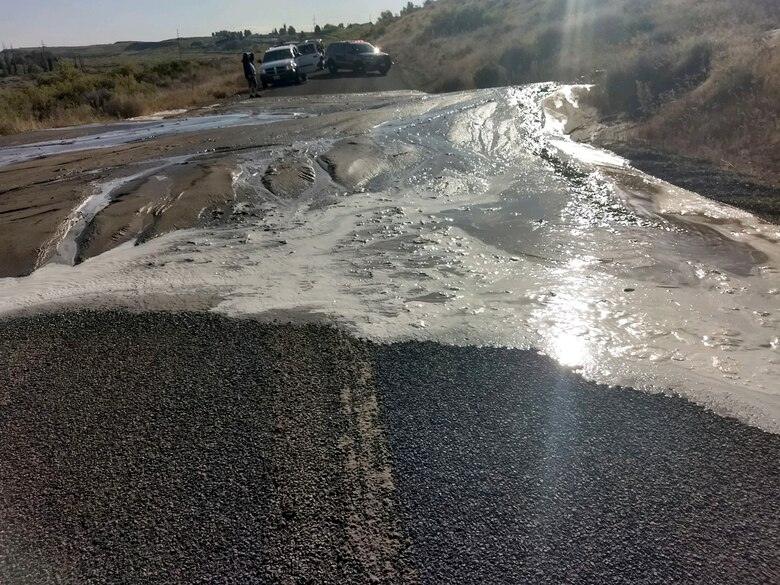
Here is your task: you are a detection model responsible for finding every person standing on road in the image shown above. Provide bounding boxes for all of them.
[242,52,259,98]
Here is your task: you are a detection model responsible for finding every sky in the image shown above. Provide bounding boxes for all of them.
[0,0,414,48]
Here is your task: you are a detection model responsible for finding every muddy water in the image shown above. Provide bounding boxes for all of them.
[0,111,301,168]
[1,85,779,431]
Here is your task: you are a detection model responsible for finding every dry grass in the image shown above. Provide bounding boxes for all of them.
[378,0,780,184]
[0,59,246,135]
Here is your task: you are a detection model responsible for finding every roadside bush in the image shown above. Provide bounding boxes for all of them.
[534,27,563,61]
[425,5,493,38]
[436,76,466,92]
[500,44,532,83]
[103,95,145,118]
[593,41,713,118]
[593,14,632,46]
[473,64,503,89]
[0,56,237,133]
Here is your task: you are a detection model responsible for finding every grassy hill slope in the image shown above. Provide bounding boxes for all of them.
[378,0,780,184]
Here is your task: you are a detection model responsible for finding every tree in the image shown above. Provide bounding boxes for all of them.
[244,29,252,37]
[314,24,321,34]
[378,10,395,23]
[401,2,418,17]
[287,25,296,35]
[473,64,502,89]
[280,24,287,36]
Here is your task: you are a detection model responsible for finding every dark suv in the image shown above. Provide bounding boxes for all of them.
[324,41,392,76]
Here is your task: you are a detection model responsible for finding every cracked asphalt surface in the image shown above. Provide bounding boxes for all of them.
[1,311,778,584]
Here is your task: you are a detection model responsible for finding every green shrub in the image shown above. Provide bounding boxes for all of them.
[473,64,503,89]
[500,44,532,83]
[425,5,493,38]
[0,57,224,129]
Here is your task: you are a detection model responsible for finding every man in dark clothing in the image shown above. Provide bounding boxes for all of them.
[242,52,259,97]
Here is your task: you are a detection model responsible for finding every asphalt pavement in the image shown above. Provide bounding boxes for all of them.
[256,65,415,98]
[375,342,780,584]
[0,311,778,584]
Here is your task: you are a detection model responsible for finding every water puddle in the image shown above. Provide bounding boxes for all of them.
[0,111,304,167]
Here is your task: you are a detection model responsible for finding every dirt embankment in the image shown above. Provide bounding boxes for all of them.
[543,86,780,224]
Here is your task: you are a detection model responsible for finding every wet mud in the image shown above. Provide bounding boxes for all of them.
[605,142,780,224]
[262,153,317,199]
[76,160,237,263]
[319,137,392,191]
[1,84,780,431]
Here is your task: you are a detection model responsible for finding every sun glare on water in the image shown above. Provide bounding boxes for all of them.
[551,331,589,368]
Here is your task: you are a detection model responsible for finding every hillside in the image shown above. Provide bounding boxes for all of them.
[378,0,780,185]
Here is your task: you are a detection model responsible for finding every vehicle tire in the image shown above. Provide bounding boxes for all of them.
[354,61,366,75]
[295,72,302,85]
[261,80,268,89]
[328,61,338,75]
[378,61,390,76]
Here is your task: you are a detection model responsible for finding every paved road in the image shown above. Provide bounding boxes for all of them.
[375,342,780,584]
[258,65,416,98]
[1,311,778,584]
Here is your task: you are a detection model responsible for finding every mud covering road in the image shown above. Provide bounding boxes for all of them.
[0,311,778,584]
[2,80,780,583]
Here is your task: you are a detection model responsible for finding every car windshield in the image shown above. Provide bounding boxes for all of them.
[298,44,316,54]
[263,49,292,62]
[352,43,376,54]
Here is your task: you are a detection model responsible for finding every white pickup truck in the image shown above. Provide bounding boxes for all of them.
[259,45,311,88]
[296,40,325,72]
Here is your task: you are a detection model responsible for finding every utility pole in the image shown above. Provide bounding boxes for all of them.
[41,41,47,71]
[176,28,182,60]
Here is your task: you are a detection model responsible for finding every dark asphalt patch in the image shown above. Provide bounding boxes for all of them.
[0,311,416,585]
[1,311,778,584]
[374,342,780,585]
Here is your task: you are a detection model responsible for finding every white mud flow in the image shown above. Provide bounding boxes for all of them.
[1,85,779,431]
[0,111,302,168]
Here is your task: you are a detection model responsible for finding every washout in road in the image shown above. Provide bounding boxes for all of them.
[1,78,779,583]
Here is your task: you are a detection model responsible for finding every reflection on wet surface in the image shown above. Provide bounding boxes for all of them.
[1,84,779,430]
[0,112,303,168]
